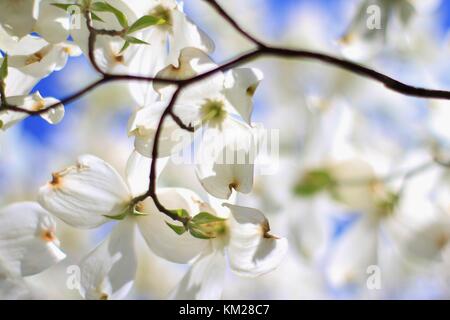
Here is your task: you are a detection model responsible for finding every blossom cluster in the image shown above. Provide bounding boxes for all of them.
[0,0,287,299]
[2,0,450,300]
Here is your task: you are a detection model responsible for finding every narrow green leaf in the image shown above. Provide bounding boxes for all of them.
[118,40,130,54]
[166,222,186,235]
[127,15,165,34]
[189,226,214,239]
[91,1,128,29]
[170,208,190,219]
[190,212,225,225]
[91,12,105,22]
[0,55,8,80]
[103,209,128,220]
[51,3,79,11]
[124,36,148,45]
[293,169,334,197]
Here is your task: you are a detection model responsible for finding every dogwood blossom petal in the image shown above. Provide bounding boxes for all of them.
[129,101,195,158]
[224,204,288,277]
[0,276,33,300]
[400,219,450,263]
[34,0,70,44]
[0,0,36,38]
[168,9,215,67]
[0,92,64,131]
[170,245,226,300]
[125,150,169,197]
[3,64,38,96]
[0,202,65,277]
[154,47,220,99]
[79,219,137,300]
[196,120,255,199]
[8,39,81,78]
[38,155,132,229]
[137,188,209,263]
[224,68,263,124]
[326,217,379,287]
[329,158,380,214]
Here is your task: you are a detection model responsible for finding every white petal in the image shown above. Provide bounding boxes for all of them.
[4,66,38,96]
[38,97,65,125]
[225,204,288,277]
[338,1,387,61]
[38,155,131,229]
[0,0,36,38]
[0,276,33,299]
[34,0,70,44]
[137,188,209,264]
[168,9,215,67]
[154,47,219,98]
[0,97,28,131]
[0,92,63,130]
[196,120,255,199]
[7,39,74,79]
[224,68,263,124]
[79,219,137,300]
[125,150,168,197]
[399,219,450,263]
[170,246,226,300]
[326,217,379,287]
[0,202,65,277]
[128,29,167,106]
[329,158,380,214]
[128,101,194,158]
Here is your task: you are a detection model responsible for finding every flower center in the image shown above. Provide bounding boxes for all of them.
[150,5,172,26]
[200,99,227,127]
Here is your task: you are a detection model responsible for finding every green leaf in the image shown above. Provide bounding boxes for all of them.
[103,209,129,220]
[187,212,227,240]
[166,222,186,235]
[170,208,190,219]
[293,169,334,197]
[118,40,131,54]
[91,1,128,29]
[0,55,8,80]
[127,15,165,34]
[190,212,226,225]
[189,226,213,239]
[124,36,148,45]
[51,3,79,11]
[91,12,105,22]
[376,191,400,217]
[118,37,148,54]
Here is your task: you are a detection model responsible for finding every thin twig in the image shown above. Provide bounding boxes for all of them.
[3,0,450,223]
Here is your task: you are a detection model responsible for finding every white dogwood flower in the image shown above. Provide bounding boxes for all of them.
[130,0,214,68]
[6,35,81,79]
[340,0,440,60]
[0,53,65,131]
[38,152,286,299]
[129,47,263,199]
[0,202,66,279]
[0,0,70,43]
[324,158,406,287]
[168,200,288,300]
[0,92,64,131]
[38,153,209,299]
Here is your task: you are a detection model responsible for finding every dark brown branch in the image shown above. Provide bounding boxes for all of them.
[3,0,450,223]
[202,0,266,47]
[85,11,105,75]
[132,87,191,225]
[170,110,195,132]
